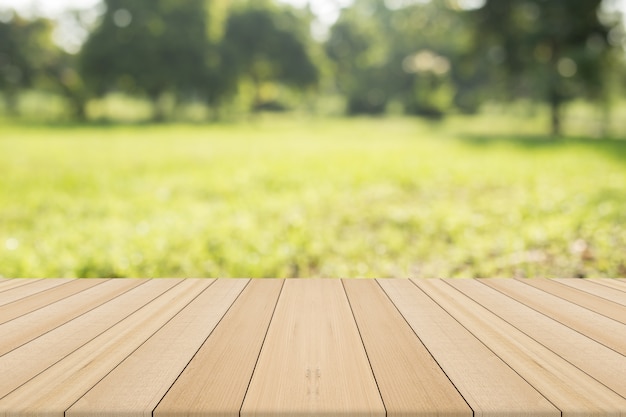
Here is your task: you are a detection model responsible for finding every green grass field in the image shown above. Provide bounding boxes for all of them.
[1,116,625,278]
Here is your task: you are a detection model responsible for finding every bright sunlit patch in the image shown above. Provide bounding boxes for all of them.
[570,239,589,255]
[445,0,486,11]
[0,8,13,22]
[5,238,19,251]
[403,50,450,75]
[384,0,428,11]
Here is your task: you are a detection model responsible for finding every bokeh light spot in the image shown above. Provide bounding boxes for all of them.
[113,8,132,28]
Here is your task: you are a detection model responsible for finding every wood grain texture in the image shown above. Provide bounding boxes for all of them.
[417,279,626,417]
[483,279,626,355]
[0,279,213,417]
[586,278,626,292]
[0,278,624,417]
[0,278,107,325]
[343,279,472,417]
[0,279,175,398]
[67,279,248,417]
[0,279,74,306]
[0,278,146,356]
[0,279,42,292]
[241,279,386,417]
[381,279,559,417]
[447,279,626,398]
[553,278,626,306]
[156,279,284,417]
[519,278,626,324]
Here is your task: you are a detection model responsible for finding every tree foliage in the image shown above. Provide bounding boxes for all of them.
[221,3,318,110]
[325,6,390,114]
[472,0,617,135]
[0,14,55,114]
[326,0,482,117]
[80,0,213,120]
[1,0,625,130]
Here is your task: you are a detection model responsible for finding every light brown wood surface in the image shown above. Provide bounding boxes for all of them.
[0,278,624,417]
[382,279,559,417]
[519,278,626,324]
[554,278,626,305]
[447,279,626,398]
[0,278,42,292]
[343,279,471,417]
[0,279,172,397]
[0,279,212,417]
[0,278,107,325]
[588,278,626,292]
[483,278,626,354]
[0,278,73,306]
[0,278,147,357]
[67,279,248,417]
[156,279,283,417]
[241,279,386,417]
[416,279,626,416]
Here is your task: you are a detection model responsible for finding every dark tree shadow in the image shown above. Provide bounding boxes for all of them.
[459,133,626,163]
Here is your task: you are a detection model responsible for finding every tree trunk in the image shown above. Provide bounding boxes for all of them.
[64,88,87,122]
[207,102,222,122]
[549,89,562,137]
[547,39,564,138]
[599,100,611,139]
[251,74,262,112]
[152,96,167,123]
[64,90,87,122]
[72,98,87,122]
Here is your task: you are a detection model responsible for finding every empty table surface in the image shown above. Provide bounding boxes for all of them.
[0,278,624,417]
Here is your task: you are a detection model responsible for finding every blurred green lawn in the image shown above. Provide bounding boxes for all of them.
[1,116,625,278]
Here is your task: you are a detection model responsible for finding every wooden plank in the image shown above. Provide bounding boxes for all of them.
[241,279,385,417]
[0,278,177,398]
[155,279,283,417]
[484,279,626,355]
[447,279,626,398]
[0,279,42,292]
[0,279,74,307]
[519,278,626,324]
[0,279,214,417]
[0,278,108,325]
[587,278,626,292]
[554,278,626,306]
[0,278,145,356]
[417,279,626,416]
[380,279,558,417]
[343,279,472,417]
[67,279,247,417]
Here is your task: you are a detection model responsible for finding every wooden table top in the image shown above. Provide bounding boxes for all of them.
[0,278,625,417]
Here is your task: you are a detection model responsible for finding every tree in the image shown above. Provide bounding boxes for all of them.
[220,3,319,111]
[385,1,478,117]
[325,1,393,115]
[80,0,214,121]
[473,0,617,136]
[0,13,55,115]
[326,0,479,117]
[42,51,89,121]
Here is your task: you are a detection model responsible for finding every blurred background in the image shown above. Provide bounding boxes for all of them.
[1,0,625,278]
